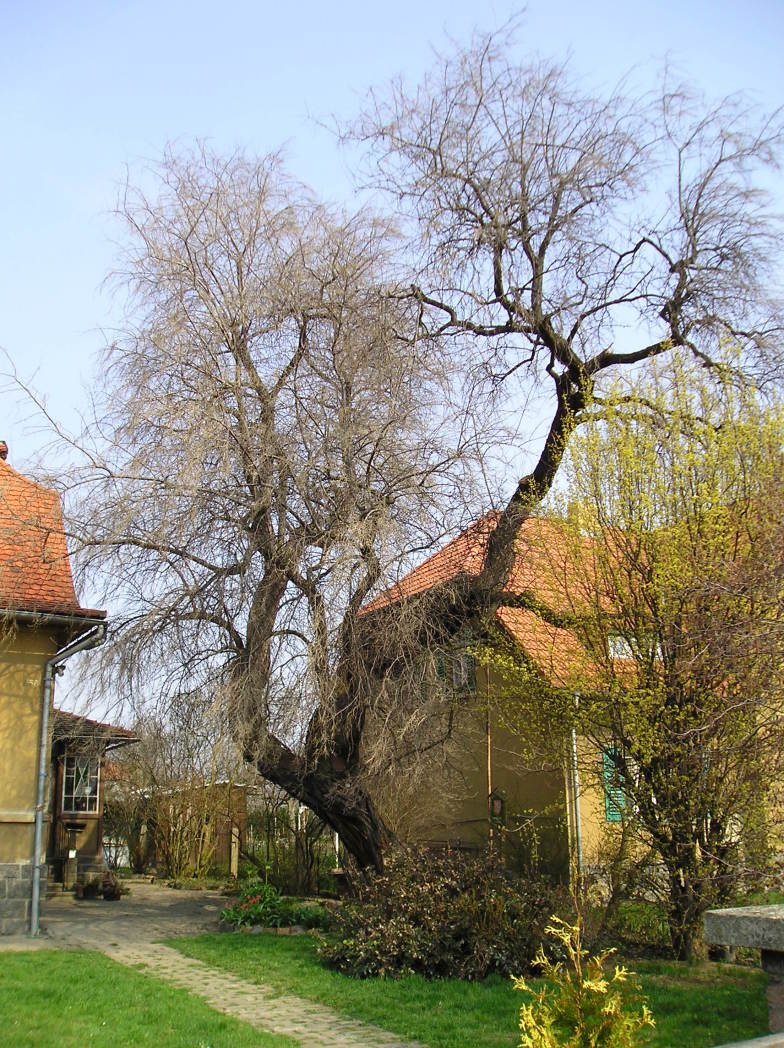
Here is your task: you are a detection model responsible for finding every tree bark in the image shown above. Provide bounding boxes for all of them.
[255,742,386,871]
[666,866,703,962]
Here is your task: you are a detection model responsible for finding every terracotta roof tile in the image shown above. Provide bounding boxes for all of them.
[363,513,602,688]
[0,458,104,619]
[364,513,592,612]
[53,708,135,742]
[362,515,499,614]
[495,606,598,688]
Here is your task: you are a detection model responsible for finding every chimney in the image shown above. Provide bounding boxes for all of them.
[0,441,7,461]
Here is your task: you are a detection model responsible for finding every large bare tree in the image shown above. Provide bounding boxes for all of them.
[40,30,784,872]
[351,31,784,598]
[66,147,478,869]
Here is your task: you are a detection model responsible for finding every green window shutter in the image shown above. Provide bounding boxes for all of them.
[419,663,428,701]
[463,653,476,692]
[435,651,446,681]
[602,748,625,823]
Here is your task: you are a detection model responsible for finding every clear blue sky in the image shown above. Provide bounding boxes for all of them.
[2,0,783,467]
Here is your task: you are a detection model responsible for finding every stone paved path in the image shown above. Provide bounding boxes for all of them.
[2,882,426,1048]
[105,940,425,1048]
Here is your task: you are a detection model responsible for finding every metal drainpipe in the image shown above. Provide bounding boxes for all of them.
[30,623,107,936]
[571,693,583,878]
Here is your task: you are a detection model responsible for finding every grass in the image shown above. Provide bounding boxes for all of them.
[737,889,784,906]
[639,959,768,1047]
[0,949,295,1048]
[169,933,770,1048]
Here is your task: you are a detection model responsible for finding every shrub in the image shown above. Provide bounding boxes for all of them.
[606,901,670,954]
[514,914,654,1047]
[222,880,283,927]
[221,880,332,930]
[317,847,561,980]
[281,900,333,931]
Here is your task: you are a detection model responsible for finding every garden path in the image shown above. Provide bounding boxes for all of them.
[32,880,426,1048]
[105,940,425,1048]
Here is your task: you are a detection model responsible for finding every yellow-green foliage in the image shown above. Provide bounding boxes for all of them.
[514,915,654,1048]
[478,349,784,958]
[474,630,575,767]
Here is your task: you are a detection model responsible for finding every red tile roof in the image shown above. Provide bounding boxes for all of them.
[364,513,593,611]
[0,458,105,619]
[362,516,499,614]
[495,606,598,688]
[364,513,599,687]
[53,708,135,743]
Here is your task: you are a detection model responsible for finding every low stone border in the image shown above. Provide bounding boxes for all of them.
[705,906,784,978]
[227,922,311,935]
[711,1035,784,1048]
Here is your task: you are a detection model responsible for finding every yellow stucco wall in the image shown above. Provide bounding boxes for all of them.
[372,655,634,878]
[563,734,620,869]
[379,661,571,874]
[0,624,59,863]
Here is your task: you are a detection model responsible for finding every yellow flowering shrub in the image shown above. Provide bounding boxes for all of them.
[514,914,654,1047]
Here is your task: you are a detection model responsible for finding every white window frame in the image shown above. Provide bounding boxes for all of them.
[62,753,101,814]
[608,633,634,660]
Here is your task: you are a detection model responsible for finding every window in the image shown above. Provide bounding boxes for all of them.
[608,631,663,662]
[452,651,476,693]
[602,747,626,823]
[432,649,476,693]
[608,633,633,659]
[63,754,100,813]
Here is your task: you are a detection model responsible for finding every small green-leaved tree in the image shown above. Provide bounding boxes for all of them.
[494,351,784,959]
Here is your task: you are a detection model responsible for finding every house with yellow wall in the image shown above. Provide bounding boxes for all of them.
[362,513,618,877]
[47,709,135,890]
[0,442,107,933]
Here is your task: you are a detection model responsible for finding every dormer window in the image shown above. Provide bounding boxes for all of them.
[608,632,663,662]
[608,633,634,660]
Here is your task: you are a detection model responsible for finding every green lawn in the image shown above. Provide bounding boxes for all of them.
[0,949,295,1048]
[170,933,770,1048]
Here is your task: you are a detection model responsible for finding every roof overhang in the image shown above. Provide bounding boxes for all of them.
[53,709,136,753]
[1,607,107,643]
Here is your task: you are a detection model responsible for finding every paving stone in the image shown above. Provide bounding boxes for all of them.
[0,880,426,1048]
[102,942,426,1048]
[97,939,422,1044]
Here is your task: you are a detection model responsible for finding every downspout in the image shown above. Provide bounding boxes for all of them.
[30,622,107,936]
[486,703,492,846]
[571,693,583,878]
